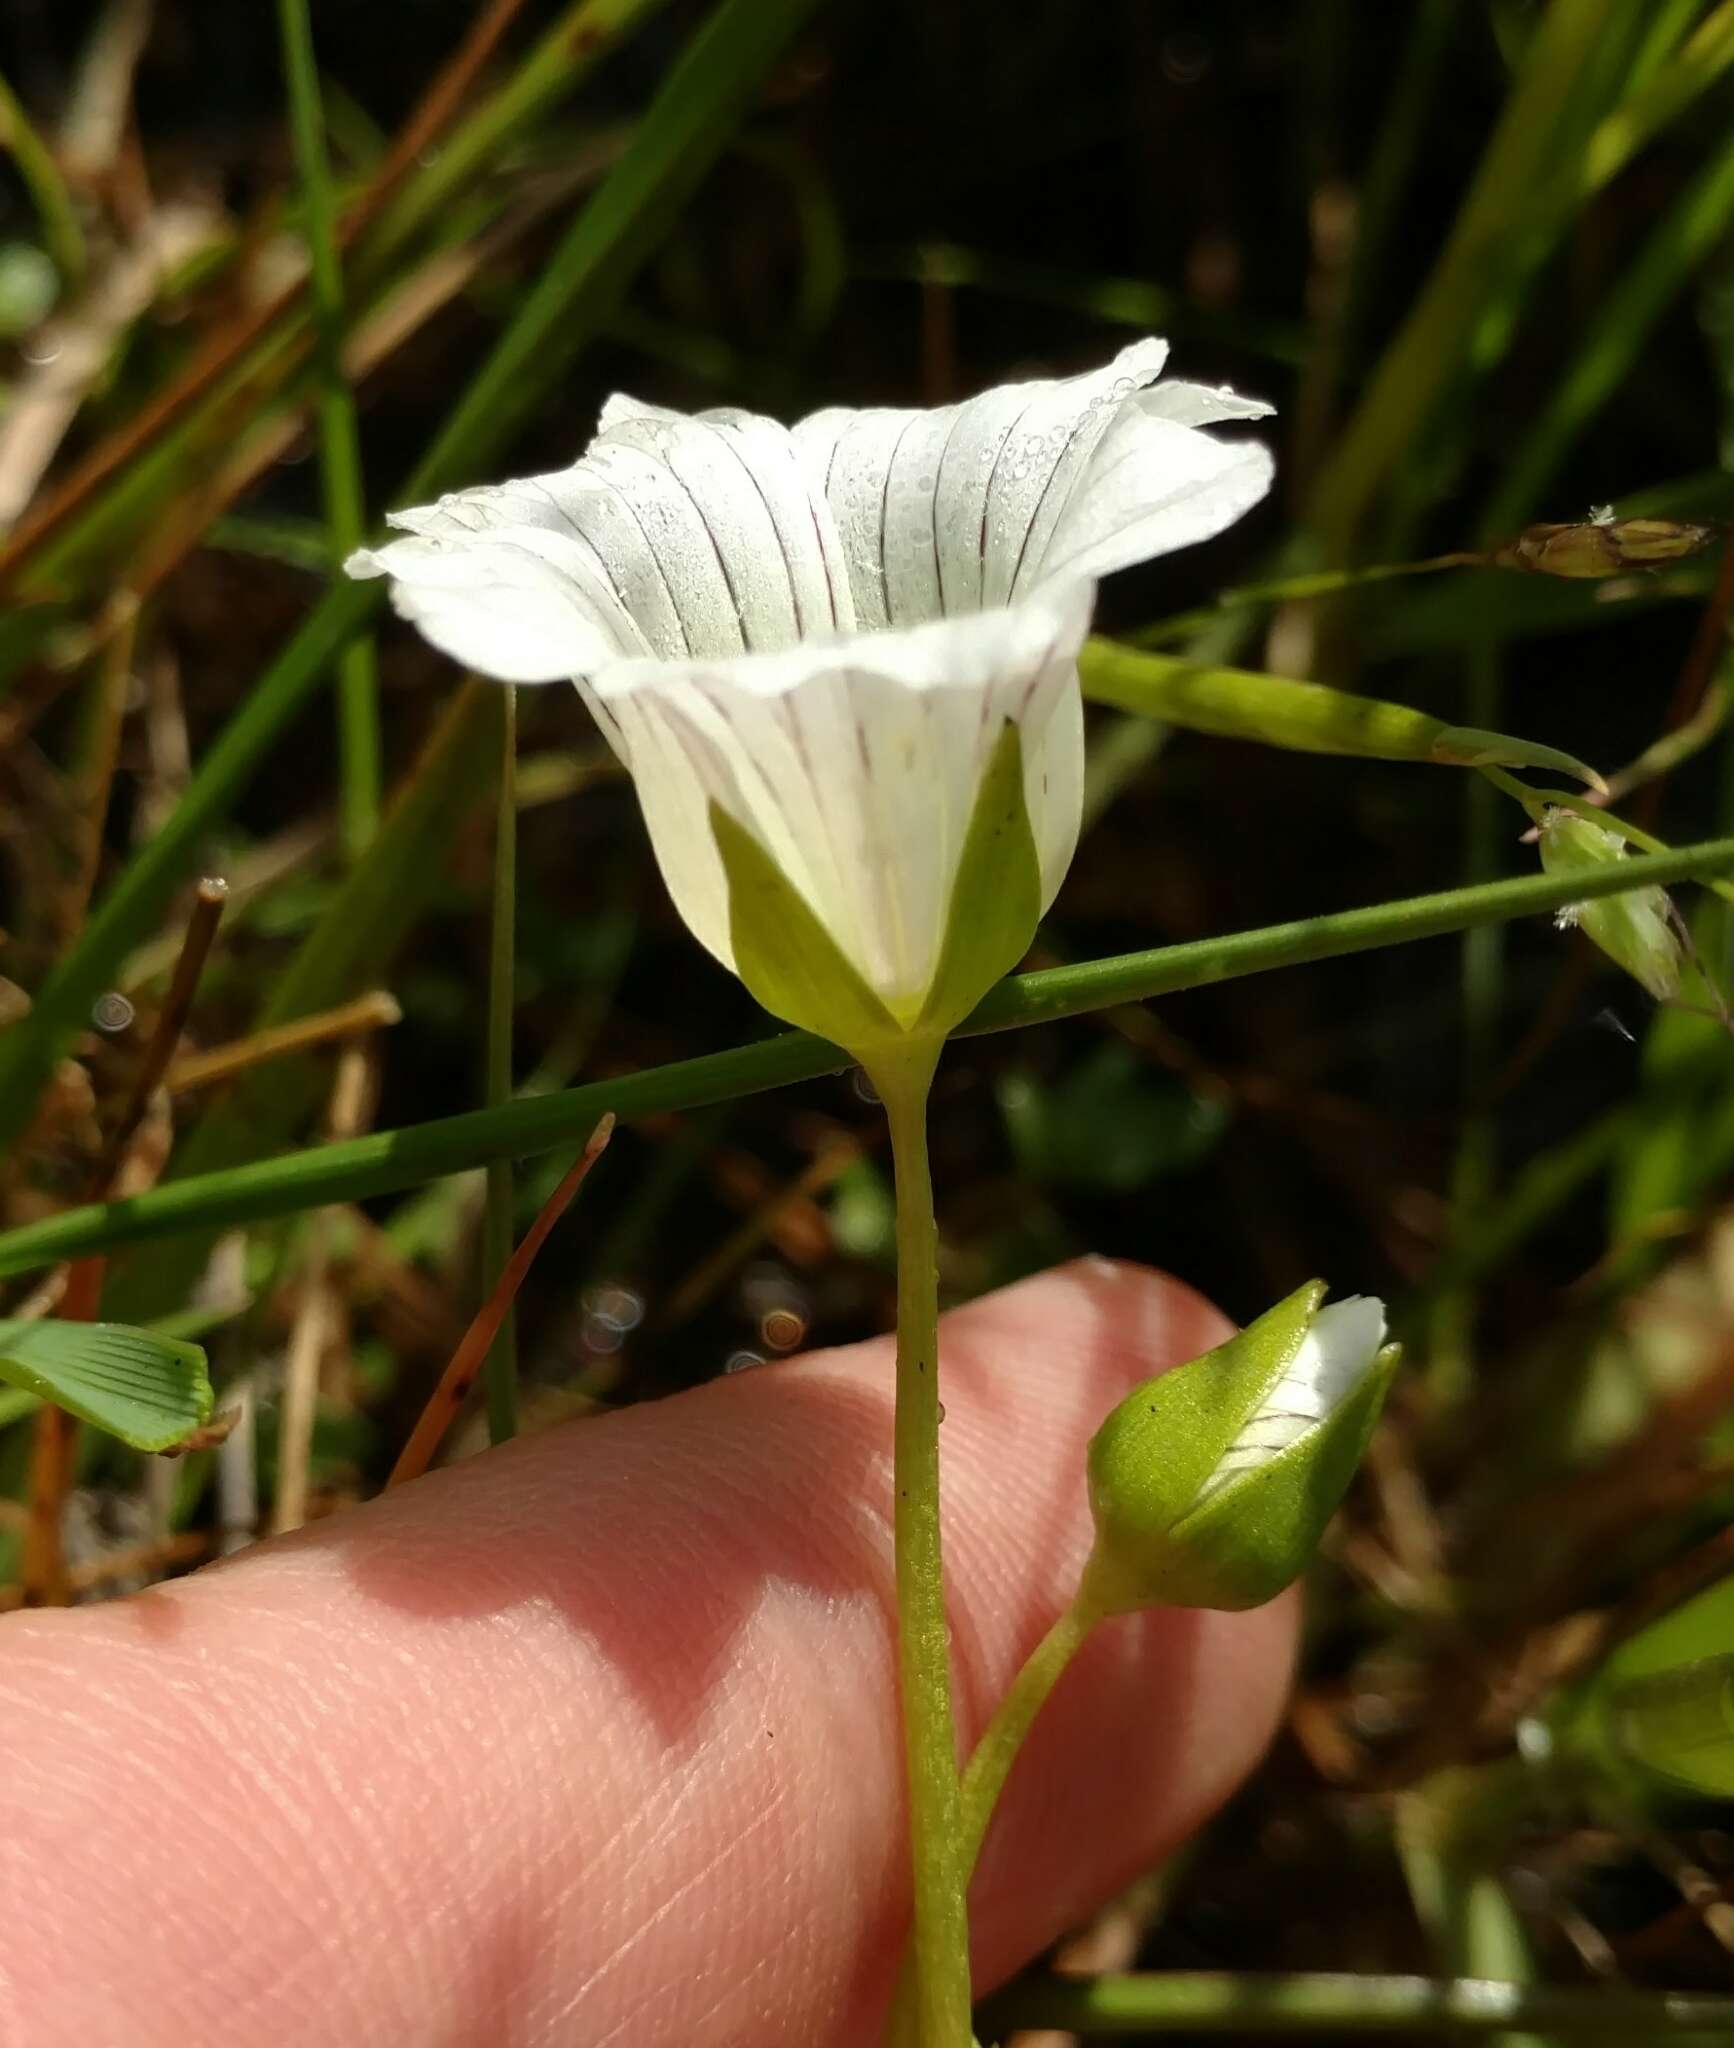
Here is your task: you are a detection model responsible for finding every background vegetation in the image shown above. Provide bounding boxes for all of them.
[4,0,1734,2036]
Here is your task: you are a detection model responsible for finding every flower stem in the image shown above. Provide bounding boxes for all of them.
[873,1041,972,2048]
[887,1594,1100,2040]
[956,1597,1097,1877]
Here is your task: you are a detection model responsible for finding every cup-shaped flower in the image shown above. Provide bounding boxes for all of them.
[1538,807,1682,1003]
[1082,1282,1397,1615]
[347,340,1273,1051]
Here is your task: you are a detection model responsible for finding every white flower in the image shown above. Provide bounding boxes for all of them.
[1196,1294,1388,1500]
[349,340,1272,1025]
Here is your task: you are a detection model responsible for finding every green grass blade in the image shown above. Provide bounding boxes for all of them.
[1487,120,1734,534]
[1583,0,1734,194]
[276,0,382,856]
[363,0,675,266]
[483,686,518,1446]
[0,1321,211,1452]
[6,837,1734,1278]
[103,680,497,1323]
[0,0,821,1158]
[0,68,85,289]
[1308,0,1618,554]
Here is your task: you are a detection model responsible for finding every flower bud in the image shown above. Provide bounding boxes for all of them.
[1082,1283,1397,1615]
[1492,515,1718,579]
[1537,807,1681,1002]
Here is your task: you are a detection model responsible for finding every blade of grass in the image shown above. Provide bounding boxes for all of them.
[976,1972,1734,2038]
[7,837,1734,1277]
[1583,0,1734,195]
[276,0,381,858]
[1486,119,1734,535]
[388,1114,614,1487]
[483,686,517,1445]
[361,0,675,268]
[102,681,494,1324]
[0,68,85,289]
[0,0,665,601]
[1308,0,1617,556]
[0,0,822,1158]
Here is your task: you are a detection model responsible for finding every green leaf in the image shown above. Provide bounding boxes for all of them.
[1081,639,1602,786]
[0,1320,212,1451]
[1563,1570,1734,1798]
[915,720,1044,1036]
[1602,1658,1734,1799]
[712,801,901,1052]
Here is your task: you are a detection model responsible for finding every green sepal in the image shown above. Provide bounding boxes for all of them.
[1538,807,1682,1001]
[1082,1280,1324,1613]
[0,1318,213,1451]
[1139,1340,1399,1612]
[711,800,902,1054]
[711,718,1043,1055]
[915,720,1043,1038]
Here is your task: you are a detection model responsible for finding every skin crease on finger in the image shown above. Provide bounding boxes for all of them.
[0,1258,1296,2048]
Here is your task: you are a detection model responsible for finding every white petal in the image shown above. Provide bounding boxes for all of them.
[556,400,857,656]
[346,510,646,684]
[580,580,1094,1006]
[354,401,854,675]
[793,339,1272,625]
[978,339,1172,609]
[1139,381,1277,430]
[1200,1295,1387,1500]
[792,406,907,632]
[1029,410,1274,594]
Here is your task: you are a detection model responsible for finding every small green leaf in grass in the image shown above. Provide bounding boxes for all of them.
[0,1320,213,1452]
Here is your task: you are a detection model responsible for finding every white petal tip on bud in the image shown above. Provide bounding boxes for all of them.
[1198,1292,1388,1501]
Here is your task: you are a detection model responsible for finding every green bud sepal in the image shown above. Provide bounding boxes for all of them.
[1081,1281,1399,1615]
[1537,806,1682,1002]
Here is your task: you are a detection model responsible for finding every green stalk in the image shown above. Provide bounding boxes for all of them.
[888,1595,1099,2041]
[0,0,821,1158]
[1582,0,1734,195]
[5,836,1734,1277]
[954,1600,1096,1881]
[871,1042,971,2048]
[1487,117,1734,536]
[0,68,85,289]
[976,1973,1734,2039]
[276,0,381,858]
[1307,0,1617,556]
[361,0,675,268]
[483,685,518,1444]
